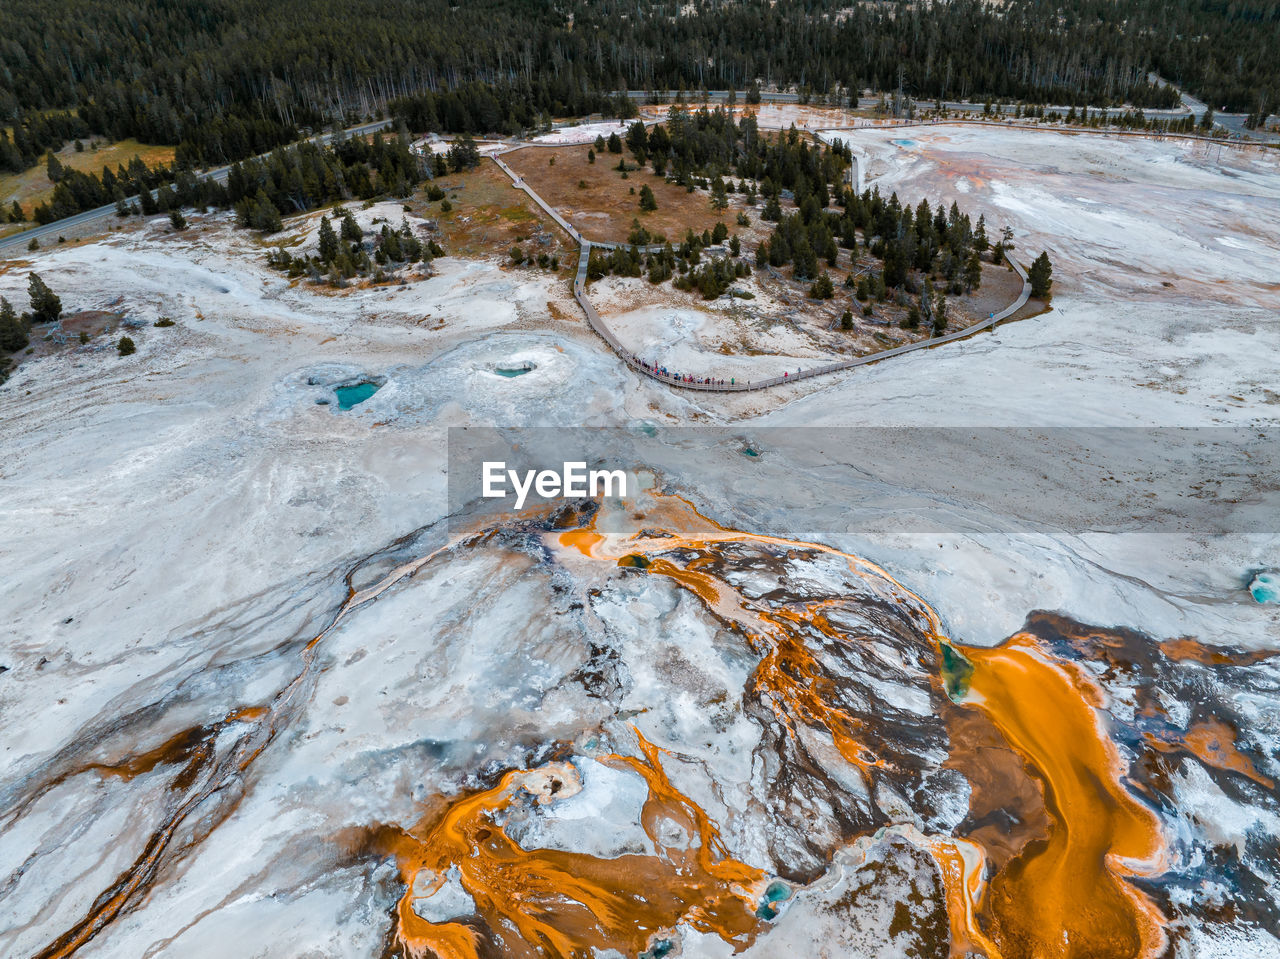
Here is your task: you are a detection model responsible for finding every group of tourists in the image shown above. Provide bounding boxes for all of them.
[631,357,742,388]
[626,356,815,389]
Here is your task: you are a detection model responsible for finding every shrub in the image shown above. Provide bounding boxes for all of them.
[809,271,834,299]
[154,317,176,327]
[0,297,29,352]
[117,336,136,356]
[440,199,452,212]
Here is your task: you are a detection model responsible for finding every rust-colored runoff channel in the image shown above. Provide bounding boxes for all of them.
[369,731,766,959]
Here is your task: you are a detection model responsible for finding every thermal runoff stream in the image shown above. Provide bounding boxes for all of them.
[343,490,1276,959]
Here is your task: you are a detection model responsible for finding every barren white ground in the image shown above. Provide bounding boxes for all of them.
[1,127,1277,958]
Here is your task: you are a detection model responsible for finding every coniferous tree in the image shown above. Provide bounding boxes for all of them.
[341,212,362,244]
[965,250,983,291]
[318,215,339,262]
[810,271,835,299]
[710,177,728,210]
[447,134,480,171]
[626,121,648,159]
[638,184,657,212]
[27,273,62,324]
[1029,251,1054,298]
[0,297,29,352]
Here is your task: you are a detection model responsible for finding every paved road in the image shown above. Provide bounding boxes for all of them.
[625,89,1196,122]
[0,119,394,256]
[490,144,1032,393]
[1148,74,1280,144]
[630,87,1280,143]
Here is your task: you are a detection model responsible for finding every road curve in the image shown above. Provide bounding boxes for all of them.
[489,146,1031,393]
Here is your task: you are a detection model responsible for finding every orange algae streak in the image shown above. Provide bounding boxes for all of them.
[1184,718,1274,788]
[558,527,603,558]
[923,836,1003,959]
[1147,716,1275,790]
[604,732,767,931]
[964,637,1166,959]
[396,897,480,959]
[633,553,887,774]
[754,607,886,773]
[380,736,765,959]
[1158,636,1278,666]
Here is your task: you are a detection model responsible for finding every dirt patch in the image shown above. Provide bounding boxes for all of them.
[961,260,1026,321]
[502,143,740,245]
[3,308,133,381]
[418,163,575,277]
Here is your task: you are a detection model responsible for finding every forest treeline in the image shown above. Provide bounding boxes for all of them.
[1,0,1274,175]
